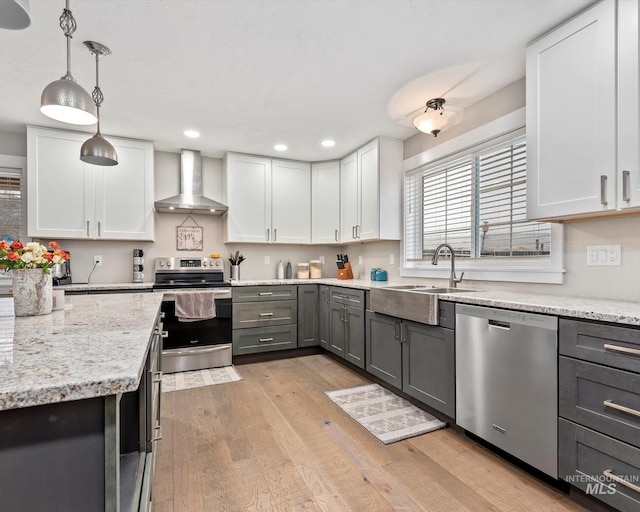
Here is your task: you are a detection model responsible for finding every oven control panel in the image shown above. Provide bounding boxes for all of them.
[155,257,224,272]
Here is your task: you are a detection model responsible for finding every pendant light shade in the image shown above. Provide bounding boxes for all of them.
[80,41,118,166]
[413,98,459,137]
[40,0,97,125]
[0,0,32,30]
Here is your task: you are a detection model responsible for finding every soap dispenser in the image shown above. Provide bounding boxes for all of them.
[277,260,284,279]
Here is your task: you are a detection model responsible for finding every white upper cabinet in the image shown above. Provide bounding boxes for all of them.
[224,153,272,243]
[27,126,154,241]
[271,159,311,244]
[340,138,403,242]
[311,161,340,244]
[526,0,640,220]
[224,153,311,243]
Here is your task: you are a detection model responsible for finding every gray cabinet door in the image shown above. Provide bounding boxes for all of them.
[298,284,319,347]
[402,320,455,417]
[366,311,402,388]
[329,302,345,356]
[344,305,365,369]
[319,286,330,349]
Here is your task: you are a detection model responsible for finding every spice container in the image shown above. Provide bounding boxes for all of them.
[296,262,310,279]
[309,260,322,279]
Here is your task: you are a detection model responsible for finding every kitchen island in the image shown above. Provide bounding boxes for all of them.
[0,292,163,512]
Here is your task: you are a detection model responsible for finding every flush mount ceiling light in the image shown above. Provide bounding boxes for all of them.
[413,98,459,137]
[40,0,97,125]
[321,139,336,148]
[274,144,288,151]
[80,41,118,166]
[184,129,200,138]
[0,0,31,30]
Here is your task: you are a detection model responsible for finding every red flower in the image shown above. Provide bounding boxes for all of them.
[44,253,54,262]
[49,241,60,250]
[0,241,8,250]
[10,241,23,250]
[7,252,19,261]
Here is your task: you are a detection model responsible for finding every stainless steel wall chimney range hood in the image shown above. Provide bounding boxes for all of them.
[155,149,228,215]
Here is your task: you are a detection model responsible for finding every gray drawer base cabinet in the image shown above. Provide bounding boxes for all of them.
[365,310,455,418]
[559,317,640,511]
[319,285,330,349]
[232,285,298,355]
[559,419,640,511]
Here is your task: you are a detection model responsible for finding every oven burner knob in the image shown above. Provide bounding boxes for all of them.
[203,261,208,267]
[215,261,221,267]
[159,261,164,267]
[166,261,172,268]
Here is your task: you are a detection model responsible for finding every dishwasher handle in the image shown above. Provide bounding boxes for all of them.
[488,319,511,330]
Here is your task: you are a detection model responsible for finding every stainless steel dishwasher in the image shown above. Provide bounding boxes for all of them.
[456,304,558,478]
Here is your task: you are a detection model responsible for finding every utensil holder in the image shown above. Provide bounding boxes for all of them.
[231,265,240,281]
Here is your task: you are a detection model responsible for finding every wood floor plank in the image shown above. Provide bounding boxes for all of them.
[153,354,591,512]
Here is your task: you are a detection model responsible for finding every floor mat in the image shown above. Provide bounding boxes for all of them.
[162,366,242,392]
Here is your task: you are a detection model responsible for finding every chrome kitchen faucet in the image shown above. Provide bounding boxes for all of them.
[431,243,464,288]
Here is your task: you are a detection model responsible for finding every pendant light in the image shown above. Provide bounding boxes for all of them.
[80,41,118,166]
[40,0,97,125]
[0,0,32,30]
[413,98,459,137]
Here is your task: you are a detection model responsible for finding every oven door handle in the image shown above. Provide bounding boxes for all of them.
[162,345,230,357]
[161,290,232,301]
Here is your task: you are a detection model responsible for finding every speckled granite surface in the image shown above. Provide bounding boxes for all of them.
[0,292,163,411]
[57,282,154,292]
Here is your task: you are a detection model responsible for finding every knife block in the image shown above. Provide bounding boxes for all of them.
[337,262,354,280]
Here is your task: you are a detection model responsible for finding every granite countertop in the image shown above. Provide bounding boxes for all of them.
[0,292,163,411]
[57,282,154,292]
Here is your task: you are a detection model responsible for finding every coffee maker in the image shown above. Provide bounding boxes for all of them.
[51,251,72,286]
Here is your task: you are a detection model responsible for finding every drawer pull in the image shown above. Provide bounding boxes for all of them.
[152,425,163,442]
[603,343,640,357]
[259,312,274,317]
[259,337,274,343]
[603,400,640,418]
[153,371,163,384]
[258,292,273,296]
[603,469,640,494]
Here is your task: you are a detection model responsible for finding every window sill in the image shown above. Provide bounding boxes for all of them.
[400,265,565,284]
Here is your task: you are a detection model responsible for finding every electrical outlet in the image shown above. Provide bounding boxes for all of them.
[94,255,102,266]
[320,255,325,264]
[389,254,395,265]
[586,245,621,266]
[358,255,363,265]
[264,255,270,265]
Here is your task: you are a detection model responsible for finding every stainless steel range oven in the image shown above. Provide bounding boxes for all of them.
[154,257,232,373]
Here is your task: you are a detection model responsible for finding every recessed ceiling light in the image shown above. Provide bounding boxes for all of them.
[274,144,288,151]
[184,129,200,138]
[321,139,336,147]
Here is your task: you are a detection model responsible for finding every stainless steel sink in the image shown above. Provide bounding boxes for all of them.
[370,285,476,325]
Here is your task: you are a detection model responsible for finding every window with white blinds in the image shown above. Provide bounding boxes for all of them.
[404,135,552,264]
[0,169,22,241]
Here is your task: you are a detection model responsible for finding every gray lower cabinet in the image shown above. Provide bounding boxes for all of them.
[365,310,455,417]
[328,286,366,369]
[298,284,319,347]
[319,285,330,349]
[559,318,640,511]
[232,285,298,355]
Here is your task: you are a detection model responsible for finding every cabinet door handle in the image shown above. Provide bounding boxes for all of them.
[274,228,277,242]
[259,312,274,317]
[623,170,631,202]
[401,323,407,343]
[152,425,163,442]
[335,229,338,242]
[343,307,348,323]
[352,226,356,239]
[602,469,640,494]
[603,399,640,418]
[339,307,344,322]
[356,224,360,238]
[603,343,640,357]
[259,337,274,343]
[266,228,270,241]
[600,175,608,206]
[86,220,90,237]
[258,292,273,296]
[97,221,101,237]
[394,320,400,340]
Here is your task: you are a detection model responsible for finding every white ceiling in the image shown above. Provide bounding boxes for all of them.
[1,0,592,161]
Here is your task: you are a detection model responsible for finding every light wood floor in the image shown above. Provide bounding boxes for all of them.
[152,354,587,512]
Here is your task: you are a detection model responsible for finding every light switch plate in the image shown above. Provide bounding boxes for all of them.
[390,254,395,265]
[358,255,363,264]
[264,255,270,265]
[586,245,621,266]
